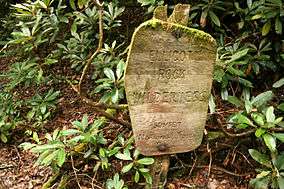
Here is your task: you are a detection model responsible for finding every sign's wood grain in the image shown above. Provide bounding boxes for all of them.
[125,18,216,156]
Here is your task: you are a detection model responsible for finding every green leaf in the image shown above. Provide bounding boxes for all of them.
[19,142,36,151]
[275,154,284,171]
[45,133,52,141]
[31,144,64,153]
[61,129,80,136]
[104,68,116,81]
[247,0,252,8]
[227,96,243,107]
[275,17,282,35]
[69,0,76,10]
[251,91,274,108]
[0,133,8,143]
[256,171,271,178]
[249,175,270,189]
[141,172,152,184]
[266,106,275,123]
[277,122,284,128]
[35,150,50,166]
[245,100,253,113]
[116,60,125,80]
[228,48,249,63]
[236,113,254,126]
[27,110,35,120]
[38,1,47,9]
[272,133,284,143]
[208,11,220,27]
[115,152,132,161]
[249,149,271,167]
[262,20,271,36]
[221,88,228,100]
[274,117,283,124]
[255,128,266,138]
[112,89,119,103]
[71,23,79,39]
[278,103,284,112]
[78,0,88,9]
[251,113,265,126]
[273,78,284,88]
[46,90,60,101]
[137,158,155,165]
[42,150,59,166]
[133,149,140,159]
[209,94,215,114]
[139,168,150,173]
[21,26,31,36]
[134,171,140,183]
[37,68,43,83]
[33,132,40,143]
[82,114,89,129]
[121,162,133,173]
[251,14,262,20]
[213,69,225,82]
[227,67,245,77]
[137,0,154,6]
[239,78,253,88]
[277,176,284,189]
[263,133,276,152]
[57,149,66,167]
[40,105,47,114]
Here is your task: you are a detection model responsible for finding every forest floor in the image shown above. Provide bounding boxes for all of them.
[0,57,254,189]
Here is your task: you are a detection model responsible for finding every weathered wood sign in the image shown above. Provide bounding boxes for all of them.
[125,4,217,156]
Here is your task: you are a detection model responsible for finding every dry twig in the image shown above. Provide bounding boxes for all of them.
[170,164,253,177]
[71,155,82,189]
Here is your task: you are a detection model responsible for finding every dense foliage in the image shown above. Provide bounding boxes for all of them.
[0,0,284,188]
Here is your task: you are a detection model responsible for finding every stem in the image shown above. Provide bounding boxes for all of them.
[146,155,170,189]
[78,1,104,94]
[41,172,60,189]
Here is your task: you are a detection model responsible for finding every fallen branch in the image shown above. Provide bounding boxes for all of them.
[81,95,128,110]
[69,80,128,110]
[92,105,131,128]
[69,82,131,128]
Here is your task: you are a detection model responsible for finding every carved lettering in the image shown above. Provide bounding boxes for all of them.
[149,50,192,63]
[157,68,185,79]
[136,128,191,142]
[129,90,210,105]
[149,121,181,129]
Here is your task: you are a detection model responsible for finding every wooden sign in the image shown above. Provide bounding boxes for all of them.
[125,4,217,156]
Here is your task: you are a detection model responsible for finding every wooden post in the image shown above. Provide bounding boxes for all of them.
[146,155,170,189]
